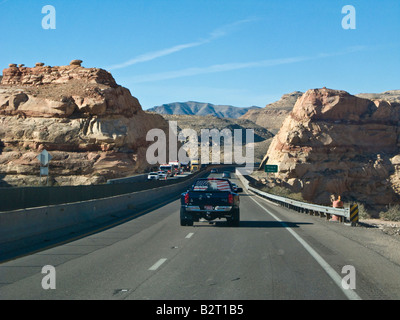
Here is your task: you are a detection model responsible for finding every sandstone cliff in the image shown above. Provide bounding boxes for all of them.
[260,88,400,214]
[240,91,303,134]
[0,61,169,186]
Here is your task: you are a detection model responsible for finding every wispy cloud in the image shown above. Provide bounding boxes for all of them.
[130,56,308,83]
[129,46,368,83]
[106,42,205,70]
[208,18,257,39]
[106,18,256,71]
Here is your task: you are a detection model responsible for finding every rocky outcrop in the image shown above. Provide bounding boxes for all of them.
[240,91,303,134]
[0,61,141,118]
[2,60,117,87]
[0,61,169,186]
[261,88,400,214]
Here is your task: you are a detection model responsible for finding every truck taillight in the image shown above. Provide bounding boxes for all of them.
[228,194,233,205]
[185,193,190,204]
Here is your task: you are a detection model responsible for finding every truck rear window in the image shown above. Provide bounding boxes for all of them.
[193,179,231,191]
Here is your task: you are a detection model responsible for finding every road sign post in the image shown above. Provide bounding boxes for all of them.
[37,150,52,186]
[265,165,278,173]
[265,164,278,181]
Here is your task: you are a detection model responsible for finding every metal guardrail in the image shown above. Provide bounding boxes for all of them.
[248,185,350,219]
[235,168,351,222]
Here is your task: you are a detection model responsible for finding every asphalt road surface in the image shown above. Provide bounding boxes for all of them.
[1,172,400,300]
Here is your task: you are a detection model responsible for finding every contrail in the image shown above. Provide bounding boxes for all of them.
[129,46,367,83]
[106,18,256,71]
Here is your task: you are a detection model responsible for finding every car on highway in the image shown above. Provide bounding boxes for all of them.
[157,171,167,180]
[147,172,159,180]
[222,171,231,178]
[180,178,242,227]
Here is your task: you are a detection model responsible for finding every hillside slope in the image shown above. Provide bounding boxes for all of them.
[240,91,303,134]
[148,101,260,118]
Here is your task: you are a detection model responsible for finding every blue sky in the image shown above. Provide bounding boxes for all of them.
[0,0,399,109]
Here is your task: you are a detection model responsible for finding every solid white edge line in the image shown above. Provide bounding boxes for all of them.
[149,258,167,271]
[247,189,362,300]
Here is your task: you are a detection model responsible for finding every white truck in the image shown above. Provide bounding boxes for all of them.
[159,164,173,177]
[169,161,181,176]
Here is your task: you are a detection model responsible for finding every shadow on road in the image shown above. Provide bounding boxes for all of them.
[194,220,313,228]
[238,220,312,228]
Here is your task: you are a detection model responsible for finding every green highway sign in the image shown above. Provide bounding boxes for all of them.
[265,165,278,173]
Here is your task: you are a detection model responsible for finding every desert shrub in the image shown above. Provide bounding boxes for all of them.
[379,204,400,222]
[356,202,371,220]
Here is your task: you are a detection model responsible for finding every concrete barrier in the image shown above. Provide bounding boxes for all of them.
[0,169,209,259]
[0,172,196,212]
[107,173,148,184]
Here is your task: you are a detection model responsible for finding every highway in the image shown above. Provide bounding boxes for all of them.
[1,172,400,300]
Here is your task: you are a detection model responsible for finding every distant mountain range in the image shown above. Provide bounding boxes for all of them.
[147,101,260,119]
[151,114,275,163]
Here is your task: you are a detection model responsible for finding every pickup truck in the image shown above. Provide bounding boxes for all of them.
[180,178,242,226]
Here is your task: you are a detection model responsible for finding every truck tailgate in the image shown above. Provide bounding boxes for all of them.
[187,191,231,208]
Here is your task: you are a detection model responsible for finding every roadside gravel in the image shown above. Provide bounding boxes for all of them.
[350,219,400,267]
[360,219,400,237]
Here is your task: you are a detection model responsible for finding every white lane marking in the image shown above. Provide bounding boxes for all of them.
[247,190,362,300]
[185,232,194,239]
[261,197,280,207]
[149,258,167,271]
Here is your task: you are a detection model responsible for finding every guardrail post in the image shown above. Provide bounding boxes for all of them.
[350,204,359,226]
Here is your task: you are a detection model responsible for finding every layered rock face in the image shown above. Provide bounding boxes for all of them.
[240,91,303,134]
[0,61,169,186]
[263,88,400,212]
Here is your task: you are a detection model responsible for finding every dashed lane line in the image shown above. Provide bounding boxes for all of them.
[149,258,167,271]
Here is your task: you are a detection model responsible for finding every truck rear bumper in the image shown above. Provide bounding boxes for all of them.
[182,205,237,222]
[185,205,232,212]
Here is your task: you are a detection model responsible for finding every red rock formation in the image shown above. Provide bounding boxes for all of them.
[2,61,117,87]
[0,61,142,118]
[0,61,169,186]
[262,88,400,213]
